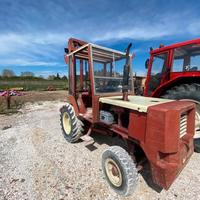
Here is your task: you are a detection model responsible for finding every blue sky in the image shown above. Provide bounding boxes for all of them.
[0,0,200,77]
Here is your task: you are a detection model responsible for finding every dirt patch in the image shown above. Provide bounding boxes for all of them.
[0,90,68,114]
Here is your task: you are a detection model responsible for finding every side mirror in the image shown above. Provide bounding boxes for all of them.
[145,58,149,69]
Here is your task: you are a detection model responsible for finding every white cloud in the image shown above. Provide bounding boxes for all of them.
[0,32,68,67]
[93,25,170,41]
[0,58,64,67]
[188,21,200,35]
[0,33,68,53]
[92,17,200,42]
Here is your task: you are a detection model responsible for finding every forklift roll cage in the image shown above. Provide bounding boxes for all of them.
[65,38,134,123]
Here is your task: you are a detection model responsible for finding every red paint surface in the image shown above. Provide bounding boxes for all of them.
[144,38,200,97]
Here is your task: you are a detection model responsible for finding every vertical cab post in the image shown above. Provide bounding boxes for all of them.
[88,44,99,122]
[122,43,132,101]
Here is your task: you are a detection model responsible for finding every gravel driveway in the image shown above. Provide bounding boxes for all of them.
[0,101,200,200]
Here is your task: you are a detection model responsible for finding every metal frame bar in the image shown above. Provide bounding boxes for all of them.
[67,43,89,57]
[67,42,131,59]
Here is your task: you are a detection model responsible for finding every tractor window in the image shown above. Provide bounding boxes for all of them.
[75,58,89,91]
[94,60,134,94]
[191,55,200,69]
[148,53,168,94]
[93,59,125,93]
[173,44,200,72]
[89,46,134,94]
[173,58,184,72]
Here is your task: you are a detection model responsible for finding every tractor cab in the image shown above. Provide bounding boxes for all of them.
[64,38,134,122]
[144,38,200,96]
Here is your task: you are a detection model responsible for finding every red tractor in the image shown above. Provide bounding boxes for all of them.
[144,38,200,152]
[60,38,195,196]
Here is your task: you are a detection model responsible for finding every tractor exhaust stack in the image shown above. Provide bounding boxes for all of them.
[122,43,132,101]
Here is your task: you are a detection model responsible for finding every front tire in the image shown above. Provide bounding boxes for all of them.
[102,146,138,196]
[60,103,83,143]
[161,83,200,152]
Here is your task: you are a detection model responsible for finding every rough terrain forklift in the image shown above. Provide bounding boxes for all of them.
[144,38,200,152]
[60,38,195,196]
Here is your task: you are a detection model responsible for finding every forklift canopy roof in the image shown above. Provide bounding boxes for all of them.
[67,43,132,63]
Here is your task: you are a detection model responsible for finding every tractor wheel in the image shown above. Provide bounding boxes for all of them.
[161,83,200,152]
[60,103,83,143]
[102,146,138,196]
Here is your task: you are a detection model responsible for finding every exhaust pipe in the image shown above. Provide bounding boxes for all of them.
[122,43,132,101]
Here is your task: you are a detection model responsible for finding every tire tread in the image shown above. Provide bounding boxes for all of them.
[60,103,83,143]
[102,146,138,196]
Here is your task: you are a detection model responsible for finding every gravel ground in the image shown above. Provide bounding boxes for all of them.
[0,101,200,200]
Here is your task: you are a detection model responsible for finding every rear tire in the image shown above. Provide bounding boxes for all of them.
[161,83,200,152]
[60,103,83,143]
[102,146,138,196]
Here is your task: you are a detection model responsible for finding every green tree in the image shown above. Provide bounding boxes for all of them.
[56,73,60,79]
[2,69,15,77]
[62,75,68,80]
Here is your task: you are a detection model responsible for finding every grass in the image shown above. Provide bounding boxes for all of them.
[0,79,68,91]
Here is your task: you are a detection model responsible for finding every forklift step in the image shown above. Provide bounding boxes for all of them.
[80,135,94,143]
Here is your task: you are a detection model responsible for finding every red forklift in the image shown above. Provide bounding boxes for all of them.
[60,38,195,196]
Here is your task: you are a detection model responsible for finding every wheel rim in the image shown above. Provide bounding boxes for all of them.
[105,158,122,187]
[62,112,71,135]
